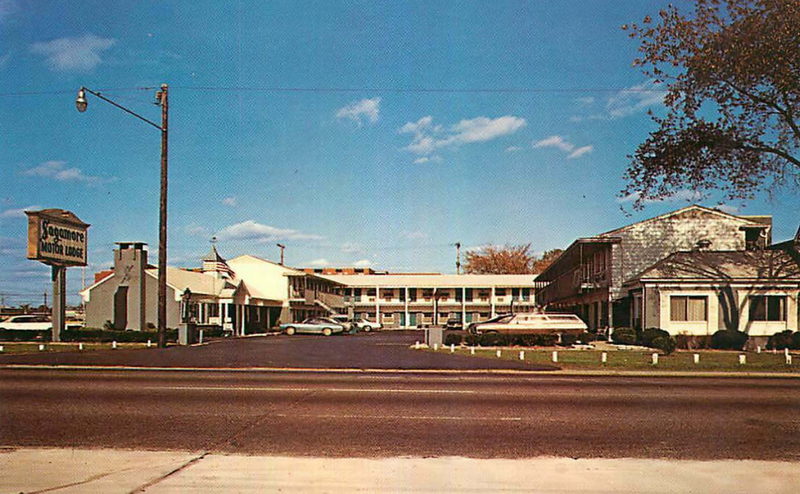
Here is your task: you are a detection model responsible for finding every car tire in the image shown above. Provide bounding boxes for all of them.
[363,326,371,332]
[323,328,332,336]
[285,327,296,335]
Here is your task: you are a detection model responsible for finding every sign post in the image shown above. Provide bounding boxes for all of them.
[26,209,89,342]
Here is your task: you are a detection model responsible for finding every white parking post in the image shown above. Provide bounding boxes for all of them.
[651,353,658,365]
[757,346,761,354]
[787,355,793,365]
[552,351,558,363]
[0,345,4,352]
[693,353,700,364]
[496,349,502,358]
[433,343,439,351]
[414,341,420,350]
[470,347,475,355]
[785,348,790,359]
[39,344,45,351]
[450,344,455,353]
[739,354,746,365]
[147,339,152,348]
[112,341,118,349]
[79,343,84,351]
[519,350,525,360]
[601,352,607,364]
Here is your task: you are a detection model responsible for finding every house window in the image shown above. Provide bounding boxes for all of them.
[749,295,786,321]
[670,296,707,321]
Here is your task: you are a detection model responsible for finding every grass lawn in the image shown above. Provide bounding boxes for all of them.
[0,342,150,355]
[431,346,799,373]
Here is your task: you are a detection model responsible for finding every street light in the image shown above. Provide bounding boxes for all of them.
[75,84,170,348]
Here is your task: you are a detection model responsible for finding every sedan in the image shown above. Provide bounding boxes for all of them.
[0,315,52,331]
[280,317,345,336]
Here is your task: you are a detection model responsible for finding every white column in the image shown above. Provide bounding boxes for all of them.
[461,287,466,328]
[491,286,496,317]
[375,285,380,324]
[404,287,409,328]
[241,305,247,336]
[219,302,224,327]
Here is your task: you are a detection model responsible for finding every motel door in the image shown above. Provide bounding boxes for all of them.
[409,313,417,326]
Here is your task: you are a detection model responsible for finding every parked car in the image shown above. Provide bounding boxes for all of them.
[280,317,345,336]
[0,315,52,331]
[329,314,355,332]
[353,318,381,332]
[445,317,463,330]
[468,312,587,335]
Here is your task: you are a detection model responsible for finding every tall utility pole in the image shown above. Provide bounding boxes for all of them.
[277,243,286,265]
[76,83,169,348]
[454,242,462,274]
[156,84,169,349]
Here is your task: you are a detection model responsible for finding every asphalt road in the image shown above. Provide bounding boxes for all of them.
[0,331,554,370]
[1,369,798,460]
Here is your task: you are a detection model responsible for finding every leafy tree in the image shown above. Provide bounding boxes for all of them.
[532,248,564,272]
[622,0,799,208]
[464,245,561,274]
[464,244,536,274]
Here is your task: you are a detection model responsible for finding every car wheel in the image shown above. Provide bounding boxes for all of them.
[323,328,332,336]
[285,327,296,335]
[363,326,371,332]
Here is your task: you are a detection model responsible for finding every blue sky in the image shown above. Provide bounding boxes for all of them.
[2,0,799,305]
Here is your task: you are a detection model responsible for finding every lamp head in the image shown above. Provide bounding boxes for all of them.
[75,88,88,112]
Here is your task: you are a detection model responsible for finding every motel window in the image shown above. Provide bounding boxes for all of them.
[478,290,490,301]
[465,288,473,302]
[670,296,707,322]
[409,289,417,302]
[749,295,786,322]
[367,289,376,297]
[399,289,406,301]
[383,289,393,300]
[422,289,433,300]
[495,288,506,297]
[522,288,531,301]
[512,288,520,300]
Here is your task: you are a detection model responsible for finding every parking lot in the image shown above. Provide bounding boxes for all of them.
[0,330,556,371]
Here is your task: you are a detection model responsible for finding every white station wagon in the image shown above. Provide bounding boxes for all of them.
[469,313,587,336]
[0,315,53,331]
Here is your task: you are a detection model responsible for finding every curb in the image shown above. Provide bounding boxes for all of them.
[1,364,799,378]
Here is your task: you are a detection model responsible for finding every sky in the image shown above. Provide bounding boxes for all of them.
[1,0,799,306]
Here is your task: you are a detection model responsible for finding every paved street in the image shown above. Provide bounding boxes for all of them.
[0,331,554,370]
[2,369,799,460]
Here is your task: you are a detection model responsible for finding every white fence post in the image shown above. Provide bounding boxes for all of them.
[496,349,502,358]
[601,352,607,364]
[651,353,658,365]
[39,344,45,351]
[112,341,118,349]
[693,354,700,364]
[787,354,793,366]
[450,344,455,353]
[433,343,439,351]
[739,354,746,365]
[147,339,152,348]
[0,345,4,352]
[519,350,525,360]
[79,343,84,351]
[470,347,475,355]
[552,351,558,363]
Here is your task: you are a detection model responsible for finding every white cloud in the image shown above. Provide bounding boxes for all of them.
[532,136,593,159]
[22,160,111,184]
[336,97,381,126]
[716,204,740,214]
[399,115,526,158]
[533,135,575,152]
[215,220,323,243]
[221,197,237,207]
[184,223,209,237]
[309,258,330,267]
[567,145,593,159]
[0,205,40,218]
[30,34,116,71]
[505,146,523,152]
[353,259,373,268]
[572,80,665,121]
[404,231,428,240]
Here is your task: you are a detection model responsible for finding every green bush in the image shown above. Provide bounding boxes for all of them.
[537,334,559,347]
[650,335,677,355]
[577,332,597,343]
[710,330,748,350]
[465,333,481,346]
[444,333,464,346]
[558,334,578,346]
[0,329,50,342]
[479,332,509,347]
[60,328,178,343]
[611,327,637,345]
[639,327,670,347]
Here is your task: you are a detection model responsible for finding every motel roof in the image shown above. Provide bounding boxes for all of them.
[317,273,538,288]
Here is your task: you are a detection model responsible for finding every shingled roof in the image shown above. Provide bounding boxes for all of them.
[630,248,800,283]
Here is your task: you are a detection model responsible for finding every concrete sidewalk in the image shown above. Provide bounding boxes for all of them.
[1,448,798,493]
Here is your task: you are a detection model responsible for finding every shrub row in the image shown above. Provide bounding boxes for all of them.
[612,327,677,355]
[766,330,800,350]
[0,328,179,343]
[444,331,594,348]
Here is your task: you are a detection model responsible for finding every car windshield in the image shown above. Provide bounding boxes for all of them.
[481,314,514,324]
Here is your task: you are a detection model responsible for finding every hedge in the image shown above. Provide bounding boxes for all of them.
[710,330,749,350]
[0,328,179,343]
[611,327,637,345]
[766,330,800,350]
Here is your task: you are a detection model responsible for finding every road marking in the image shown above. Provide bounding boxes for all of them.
[273,413,523,421]
[145,386,478,394]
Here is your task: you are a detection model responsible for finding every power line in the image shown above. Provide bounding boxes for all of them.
[0,85,667,97]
